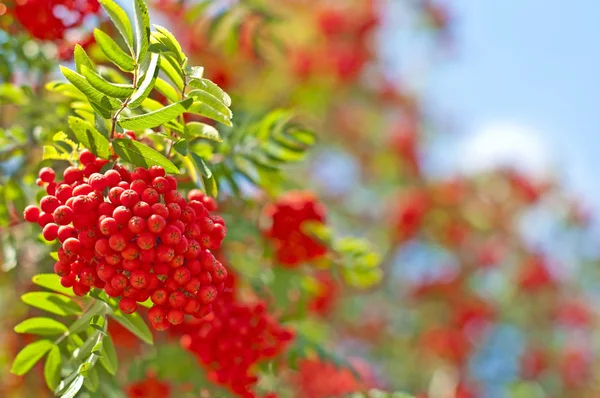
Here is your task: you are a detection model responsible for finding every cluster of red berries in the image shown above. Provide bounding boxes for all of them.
[292,357,376,398]
[175,273,294,397]
[263,191,328,267]
[11,0,100,41]
[23,150,228,330]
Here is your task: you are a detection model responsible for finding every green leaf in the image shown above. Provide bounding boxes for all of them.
[159,54,184,90]
[155,77,181,103]
[44,345,62,390]
[60,66,120,110]
[109,308,153,345]
[83,366,99,392]
[187,89,232,118]
[14,317,68,336]
[45,81,86,101]
[187,101,232,126]
[94,29,135,72]
[32,274,76,296]
[80,65,134,99]
[173,139,188,155]
[89,315,106,333]
[68,300,107,335]
[91,341,103,356]
[128,52,159,109]
[74,45,95,75]
[185,122,222,142]
[98,0,134,50]
[185,66,204,79]
[68,117,111,159]
[58,374,84,398]
[152,25,185,64]
[11,339,54,376]
[119,98,192,130]
[133,0,150,63]
[99,334,118,375]
[95,113,109,138]
[188,78,231,107]
[112,139,179,174]
[190,153,218,197]
[43,146,70,161]
[21,292,81,316]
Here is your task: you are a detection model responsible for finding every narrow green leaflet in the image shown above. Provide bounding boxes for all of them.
[14,317,68,336]
[94,29,135,72]
[59,375,84,398]
[83,366,100,392]
[185,122,222,142]
[21,292,81,316]
[11,339,54,375]
[159,54,184,90]
[187,89,232,118]
[190,153,218,197]
[188,77,232,107]
[98,0,134,50]
[80,65,134,99]
[153,25,185,64]
[185,65,204,79]
[154,77,181,103]
[99,334,118,375]
[133,0,150,63]
[74,45,95,75]
[33,274,76,296]
[68,117,111,159]
[60,66,120,110]
[187,101,232,126]
[108,308,153,345]
[45,81,86,101]
[112,139,179,174]
[44,345,62,390]
[119,98,192,130]
[128,52,159,109]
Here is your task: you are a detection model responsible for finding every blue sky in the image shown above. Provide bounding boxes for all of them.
[426,0,600,209]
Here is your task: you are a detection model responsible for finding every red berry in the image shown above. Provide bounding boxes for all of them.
[53,205,74,225]
[127,216,146,234]
[198,285,217,304]
[111,274,128,291]
[130,179,147,195]
[40,195,60,213]
[148,165,165,178]
[99,217,119,236]
[120,189,140,208]
[141,188,159,205]
[79,149,96,165]
[132,201,151,218]
[23,205,40,222]
[108,233,127,251]
[63,166,83,184]
[129,270,148,289]
[148,306,166,324]
[53,261,71,277]
[148,214,167,234]
[38,167,56,183]
[151,289,168,305]
[119,297,137,314]
[136,232,155,250]
[73,281,91,296]
[167,308,184,325]
[89,173,108,191]
[168,291,186,308]
[151,203,169,219]
[63,237,82,255]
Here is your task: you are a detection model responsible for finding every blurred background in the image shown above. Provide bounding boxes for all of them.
[1,0,600,397]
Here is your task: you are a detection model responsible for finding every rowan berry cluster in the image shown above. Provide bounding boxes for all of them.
[292,357,376,398]
[23,150,227,331]
[263,191,328,267]
[11,0,100,41]
[175,273,294,397]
